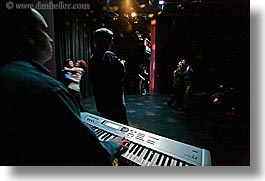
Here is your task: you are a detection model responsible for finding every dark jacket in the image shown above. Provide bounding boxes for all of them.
[89,51,128,125]
[0,60,119,165]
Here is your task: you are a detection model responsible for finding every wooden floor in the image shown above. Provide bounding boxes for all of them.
[82,93,250,166]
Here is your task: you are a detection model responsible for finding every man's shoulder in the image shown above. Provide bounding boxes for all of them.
[104,51,116,56]
[0,60,67,93]
[102,51,119,64]
[90,51,117,61]
[103,51,117,59]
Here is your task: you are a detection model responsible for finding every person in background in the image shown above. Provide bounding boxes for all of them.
[62,58,75,91]
[89,28,129,126]
[63,58,75,82]
[63,59,87,111]
[138,65,149,95]
[0,8,129,165]
[167,61,185,110]
[181,59,194,112]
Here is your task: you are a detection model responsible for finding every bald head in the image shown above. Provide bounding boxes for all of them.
[1,8,53,65]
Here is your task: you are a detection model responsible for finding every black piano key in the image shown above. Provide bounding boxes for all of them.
[136,148,148,165]
[108,134,116,140]
[97,129,102,133]
[160,155,167,166]
[102,133,111,140]
[123,142,134,158]
[133,144,141,155]
[180,161,186,166]
[104,134,114,141]
[175,159,180,166]
[143,148,151,160]
[136,146,145,157]
[166,157,172,166]
[155,153,162,165]
[186,163,193,166]
[131,146,143,163]
[124,141,130,147]
[98,132,107,139]
[125,142,134,154]
[173,159,178,166]
[103,132,112,141]
[129,143,137,153]
[101,133,111,140]
[129,145,139,158]
[98,131,106,138]
[150,152,159,166]
[96,129,104,135]
[81,115,209,166]
[94,129,101,134]
[148,151,155,162]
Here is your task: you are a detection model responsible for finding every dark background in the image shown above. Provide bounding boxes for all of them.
[51,0,249,99]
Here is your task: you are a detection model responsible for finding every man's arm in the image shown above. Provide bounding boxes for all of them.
[47,88,129,164]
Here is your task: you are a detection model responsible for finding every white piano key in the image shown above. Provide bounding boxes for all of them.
[96,130,104,136]
[157,154,164,166]
[130,143,139,153]
[140,148,152,166]
[100,132,109,140]
[179,161,184,166]
[136,148,148,165]
[133,147,146,165]
[123,142,135,158]
[81,112,212,166]
[136,146,145,157]
[150,152,160,166]
[104,135,115,141]
[145,150,155,166]
[98,132,108,140]
[164,156,169,166]
[159,155,167,166]
[128,144,139,160]
[102,133,112,140]
[170,159,176,166]
[154,153,163,166]
[93,128,99,132]
[131,145,143,163]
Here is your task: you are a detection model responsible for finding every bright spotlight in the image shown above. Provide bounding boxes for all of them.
[159,0,165,5]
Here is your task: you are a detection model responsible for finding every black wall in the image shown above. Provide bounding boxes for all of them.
[156,15,249,95]
[52,1,249,97]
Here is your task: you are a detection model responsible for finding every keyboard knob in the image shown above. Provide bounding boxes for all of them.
[121,127,129,132]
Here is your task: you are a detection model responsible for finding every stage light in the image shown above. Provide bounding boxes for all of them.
[139,4,146,8]
[148,13,154,18]
[159,0,165,5]
[131,12,137,17]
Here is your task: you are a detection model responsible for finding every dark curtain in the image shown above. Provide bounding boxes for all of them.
[54,10,93,98]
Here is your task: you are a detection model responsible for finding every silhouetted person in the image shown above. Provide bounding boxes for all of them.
[138,65,149,95]
[181,59,194,112]
[167,61,185,110]
[89,28,129,125]
[0,8,129,165]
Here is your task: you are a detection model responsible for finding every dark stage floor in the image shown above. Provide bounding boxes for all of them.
[82,93,250,166]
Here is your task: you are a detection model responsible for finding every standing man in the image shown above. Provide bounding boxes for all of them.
[0,8,129,165]
[89,28,129,125]
[167,61,185,110]
[181,59,194,112]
